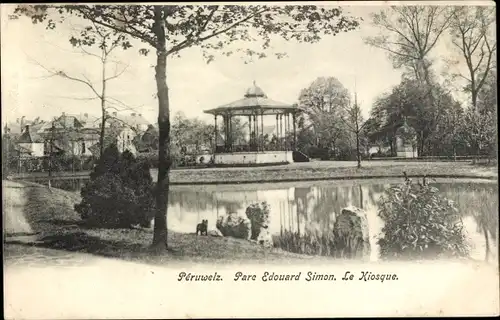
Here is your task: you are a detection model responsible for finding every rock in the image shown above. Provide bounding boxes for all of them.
[245,202,271,240]
[207,229,223,237]
[216,212,252,240]
[256,226,273,248]
[333,206,371,260]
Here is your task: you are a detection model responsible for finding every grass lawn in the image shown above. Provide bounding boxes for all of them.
[3,180,327,265]
[164,160,497,184]
[10,160,497,185]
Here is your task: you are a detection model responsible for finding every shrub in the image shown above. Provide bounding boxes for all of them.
[75,144,155,228]
[377,177,470,260]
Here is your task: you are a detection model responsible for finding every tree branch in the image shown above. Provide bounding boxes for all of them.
[168,7,270,56]
[28,57,102,99]
[73,6,156,48]
[104,62,130,82]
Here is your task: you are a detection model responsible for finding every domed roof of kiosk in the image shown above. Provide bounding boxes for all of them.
[204,81,298,116]
[244,81,267,98]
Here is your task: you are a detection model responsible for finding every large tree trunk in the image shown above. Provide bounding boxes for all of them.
[152,6,170,250]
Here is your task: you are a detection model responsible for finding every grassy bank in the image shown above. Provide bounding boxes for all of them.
[3,180,326,265]
[164,161,498,185]
[10,160,498,185]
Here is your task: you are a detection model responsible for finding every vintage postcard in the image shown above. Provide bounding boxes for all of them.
[2,1,499,319]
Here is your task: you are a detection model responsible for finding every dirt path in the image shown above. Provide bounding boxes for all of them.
[3,180,34,236]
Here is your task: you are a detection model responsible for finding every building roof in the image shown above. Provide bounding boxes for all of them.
[13,144,33,155]
[54,114,84,129]
[17,125,44,143]
[107,112,150,130]
[5,117,45,135]
[204,82,298,116]
[74,113,100,129]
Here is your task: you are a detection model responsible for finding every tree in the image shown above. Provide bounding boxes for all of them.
[366,6,454,86]
[28,23,132,158]
[171,112,215,159]
[448,6,496,109]
[17,4,361,250]
[366,6,455,147]
[370,79,459,157]
[298,77,350,155]
[340,91,367,168]
[218,116,247,149]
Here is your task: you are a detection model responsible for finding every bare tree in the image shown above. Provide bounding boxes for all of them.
[365,6,454,87]
[341,90,367,169]
[448,6,496,109]
[31,23,131,158]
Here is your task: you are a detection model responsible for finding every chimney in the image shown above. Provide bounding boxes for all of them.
[113,112,117,116]
[84,113,88,118]
[131,113,136,116]
[62,112,65,116]
[138,114,142,117]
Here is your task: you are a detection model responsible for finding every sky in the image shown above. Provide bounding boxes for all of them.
[0,2,489,128]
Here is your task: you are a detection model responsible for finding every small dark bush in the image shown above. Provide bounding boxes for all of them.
[377,177,470,260]
[75,144,155,228]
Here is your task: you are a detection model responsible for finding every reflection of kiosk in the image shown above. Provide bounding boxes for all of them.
[203,82,300,166]
[395,119,418,158]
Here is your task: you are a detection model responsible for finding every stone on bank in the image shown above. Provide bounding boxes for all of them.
[332,206,371,260]
[216,212,252,240]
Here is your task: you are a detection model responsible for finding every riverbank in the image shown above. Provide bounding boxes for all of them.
[9,160,498,185]
[3,180,327,265]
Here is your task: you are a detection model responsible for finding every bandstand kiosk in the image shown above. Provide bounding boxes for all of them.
[204,82,300,166]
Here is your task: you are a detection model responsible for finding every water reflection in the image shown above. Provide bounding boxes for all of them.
[167,180,498,262]
[39,177,498,261]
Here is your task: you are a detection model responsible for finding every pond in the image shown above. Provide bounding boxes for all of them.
[165,178,498,262]
[41,177,498,262]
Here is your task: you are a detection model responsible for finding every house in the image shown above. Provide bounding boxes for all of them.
[37,113,100,157]
[53,112,85,130]
[107,112,150,132]
[17,125,45,157]
[75,113,100,129]
[134,124,159,152]
[89,126,138,156]
[4,117,45,141]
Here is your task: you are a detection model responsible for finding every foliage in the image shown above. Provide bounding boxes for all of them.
[298,77,350,151]
[369,79,462,156]
[461,107,497,157]
[272,229,337,257]
[75,144,155,228]
[377,178,470,260]
[217,116,247,147]
[171,111,215,154]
